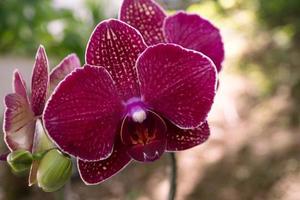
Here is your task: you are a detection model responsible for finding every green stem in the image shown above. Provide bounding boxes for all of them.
[168,153,177,200]
[32,147,56,161]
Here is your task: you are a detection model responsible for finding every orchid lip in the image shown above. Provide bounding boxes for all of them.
[143,150,160,161]
[120,106,167,162]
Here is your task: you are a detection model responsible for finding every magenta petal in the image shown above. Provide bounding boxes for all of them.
[166,121,210,151]
[13,70,28,100]
[164,12,224,72]
[31,45,49,116]
[121,110,167,162]
[3,94,35,151]
[85,19,146,101]
[137,44,217,129]
[120,0,167,45]
[44,65,123,161]
[78,140,131,185]
[49,53,81,93]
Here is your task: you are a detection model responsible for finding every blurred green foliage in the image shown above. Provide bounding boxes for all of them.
[0,0,105,61]
[258,0,300,41]
[258,0,300,124]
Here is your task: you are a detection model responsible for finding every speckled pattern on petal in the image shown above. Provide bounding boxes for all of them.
[137,44,217,129]
[49,53,81,93]
[13,70,28,100]
[44,65,123,161]
[166,120,210,151]
[31,45,49,116]
[164,12,224,72]
[78,139,131,185]
[86,19,146,101]
[120,0,166,45]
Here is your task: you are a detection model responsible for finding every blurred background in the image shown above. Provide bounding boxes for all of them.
[0,0,300,199]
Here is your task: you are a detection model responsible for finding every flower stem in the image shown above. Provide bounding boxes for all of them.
[168,152,177,200]
[32,147,56,161]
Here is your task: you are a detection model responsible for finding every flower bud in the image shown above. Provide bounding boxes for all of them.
[37,149,72,192]
[7,150,33,176]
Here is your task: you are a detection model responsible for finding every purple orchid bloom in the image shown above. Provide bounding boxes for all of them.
[43,19,217,185]
[3,46,80,152]
[119,0,224,72]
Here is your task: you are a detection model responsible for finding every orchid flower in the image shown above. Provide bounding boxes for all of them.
[3,45,80,184]
[120,0,224,72]
[43,19,217,185]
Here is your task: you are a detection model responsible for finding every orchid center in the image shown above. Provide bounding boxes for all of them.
[121,101,167,162]
[132,109,147,123]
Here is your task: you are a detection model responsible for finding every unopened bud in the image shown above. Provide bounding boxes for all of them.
[37,149,72,192]
[7,150,33,176]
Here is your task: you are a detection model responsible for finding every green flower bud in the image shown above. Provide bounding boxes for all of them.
[7,150,33,176]
[37,149,72,192]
